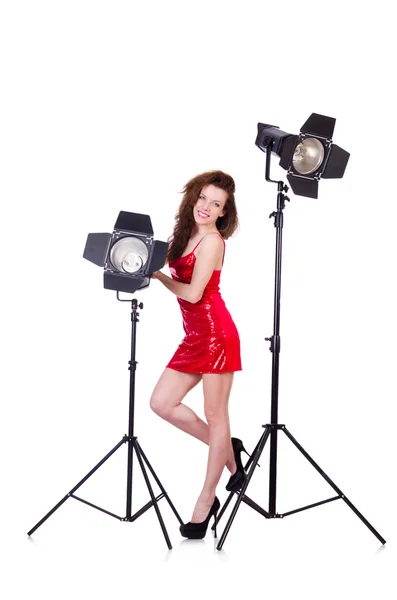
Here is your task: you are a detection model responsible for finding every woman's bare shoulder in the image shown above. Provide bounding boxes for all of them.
[197,232,224,255]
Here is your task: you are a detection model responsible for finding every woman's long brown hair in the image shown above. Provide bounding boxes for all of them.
[166,170,239,264]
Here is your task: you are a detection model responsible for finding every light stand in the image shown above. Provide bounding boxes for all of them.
[214,144,386,550]
[28,296,182,549]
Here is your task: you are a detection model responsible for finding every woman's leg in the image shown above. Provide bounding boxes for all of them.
[150,368,206,438]
[190,372,234,522]
[150,368,236,472]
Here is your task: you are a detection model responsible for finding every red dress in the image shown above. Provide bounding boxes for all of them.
[166,234,242,374]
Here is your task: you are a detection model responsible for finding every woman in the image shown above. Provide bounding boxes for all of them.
[150,170,248,539]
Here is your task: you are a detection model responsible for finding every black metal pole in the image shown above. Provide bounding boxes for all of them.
[126,299,140,518]
[265,145,290,515]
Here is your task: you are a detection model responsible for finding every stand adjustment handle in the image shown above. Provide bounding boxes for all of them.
[265,336,280,353]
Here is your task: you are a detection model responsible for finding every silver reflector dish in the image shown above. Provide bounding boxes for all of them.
[292,138,324,175]
[109,237,149,274]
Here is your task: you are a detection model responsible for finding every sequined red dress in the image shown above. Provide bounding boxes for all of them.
[166,235,242,374]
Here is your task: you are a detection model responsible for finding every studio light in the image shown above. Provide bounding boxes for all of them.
[29,211,180,549]
[214,114,386,551]
[83,211,168,293]
[255,113,350,198]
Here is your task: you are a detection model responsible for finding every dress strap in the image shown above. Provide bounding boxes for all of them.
[192,231,224,251]
[191,232,225,264]
[191,237,204,253]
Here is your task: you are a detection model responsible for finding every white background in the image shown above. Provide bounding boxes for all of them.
[1,1,396,598]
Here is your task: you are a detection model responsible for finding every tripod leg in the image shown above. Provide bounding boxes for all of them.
[133,440,172,550]
[135,439,183,525]
[216,426,271,550]
[283,427,386,545]
[28,438,127,536]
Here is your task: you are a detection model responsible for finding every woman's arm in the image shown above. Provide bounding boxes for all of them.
[152,234,223,304]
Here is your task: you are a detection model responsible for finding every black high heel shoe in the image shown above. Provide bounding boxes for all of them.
[226,437,250,492]
[179,497,220,540]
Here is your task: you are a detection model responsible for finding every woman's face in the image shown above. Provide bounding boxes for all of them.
[193,184,227,227]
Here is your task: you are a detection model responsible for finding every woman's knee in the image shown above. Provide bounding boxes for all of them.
[149,392,171,418]
[204,405,228,426]
[150,369,201,418]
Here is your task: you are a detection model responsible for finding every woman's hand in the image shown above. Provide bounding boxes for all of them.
[151,270,161,279]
